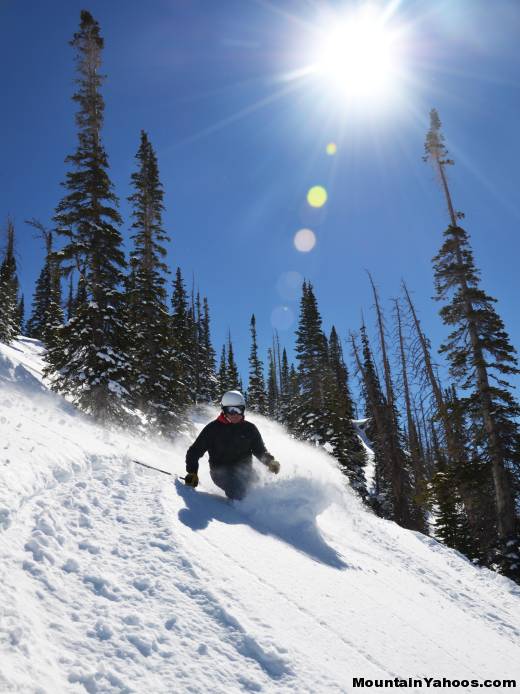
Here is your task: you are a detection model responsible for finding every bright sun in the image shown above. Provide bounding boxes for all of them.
[310,6,404,106]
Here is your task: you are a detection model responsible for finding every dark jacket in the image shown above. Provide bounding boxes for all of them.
[186,417,274,474]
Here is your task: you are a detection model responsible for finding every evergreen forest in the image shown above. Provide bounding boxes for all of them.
[1,10,519,584]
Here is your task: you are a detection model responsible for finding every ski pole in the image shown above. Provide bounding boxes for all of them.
[131,459,174,477]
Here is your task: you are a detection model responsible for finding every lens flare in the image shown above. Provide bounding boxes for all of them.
[307,186,328,208]
[276,271,304,300]
[271,306,295,331]
[326,142,337,155]
[294,228,316,252]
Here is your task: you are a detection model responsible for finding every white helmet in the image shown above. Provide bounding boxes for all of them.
[221,390,246,408]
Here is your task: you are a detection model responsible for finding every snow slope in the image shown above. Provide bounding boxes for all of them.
[1,338,519,693]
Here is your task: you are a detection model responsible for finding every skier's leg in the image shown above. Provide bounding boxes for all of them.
[210,463,257,500]
[228,465,256,500]
[209,467,235,498]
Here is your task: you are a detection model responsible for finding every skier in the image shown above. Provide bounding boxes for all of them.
[184,390,280,500]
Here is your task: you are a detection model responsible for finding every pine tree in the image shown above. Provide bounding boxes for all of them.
[45,11,129,422]
[66,275,75,321]
[247,314,266,413]
[352,324,417,528]
[367,276,420,529]
[65,273,86,322]
[26,221,63,347]
[198,296,217,402]
[402,280,457,455]
[217,345,228,396]
[226,333,241,390]
[17,295,25,335]
[26,224,51,340]
[126,130,173,431]
[425,108,520,579]
[429,460,475,558]
[266,347,279,419]
[418,405,435,476]
[429,387,488,561]
[352,326,392,517]
[402,281,484,553]
[47,256,63,348]
[191,291,202,404]
[216,335,241,396]
[0,219,20,345]
[368,273,397,414]
[393,299,428,531]
[285,363,300,434]
[278,348,291,426]
[325,326,367,497]
[294,281,328,443]
[170,267,195,422]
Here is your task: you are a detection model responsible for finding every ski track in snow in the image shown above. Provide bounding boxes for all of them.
[1,338,520,693]
[169,485,395,681]
[1,454,295,693]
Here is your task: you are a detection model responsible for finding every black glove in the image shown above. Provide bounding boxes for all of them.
[267,460,280,474]
[184,472,199,487]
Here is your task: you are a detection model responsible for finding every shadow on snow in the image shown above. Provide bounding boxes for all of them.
[175,478,347,570]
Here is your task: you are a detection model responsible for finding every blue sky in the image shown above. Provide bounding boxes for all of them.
[1,0,519,394]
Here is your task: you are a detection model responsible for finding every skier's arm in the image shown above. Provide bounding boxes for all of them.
[186,425,211,474]
[250,425,275,466]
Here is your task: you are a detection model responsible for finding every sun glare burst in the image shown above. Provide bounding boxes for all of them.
[310,5,405,107]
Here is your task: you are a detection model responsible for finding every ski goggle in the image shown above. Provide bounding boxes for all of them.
[223,405,245,415]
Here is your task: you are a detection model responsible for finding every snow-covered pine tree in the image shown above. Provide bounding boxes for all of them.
[285,363,300,433]
[217,345,228,396]
[126,130,173,431]
[294,281,328,443]
[325,326,367,498]
[352,326,392,516]
[278,347,291,426]
[266,347,279,419]
[45,11,129,422]
[0,219,21,345]
[425,108,520,580]
[429,457,476,559]
[247,314,266,413]
[26,221,63,347]
[187,292,200,403]
[226,332,241,391]
[198,296,217,402]
[170,267,195,425]
[216,335,241,397]
[66,275,75,321]
[191,291,203,404]
[429,386,488,561]
[16,296,25,335]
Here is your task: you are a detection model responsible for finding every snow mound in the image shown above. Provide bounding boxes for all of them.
[0,337,47,394]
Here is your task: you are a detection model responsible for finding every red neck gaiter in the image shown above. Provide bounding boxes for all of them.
[217,413,244,424]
